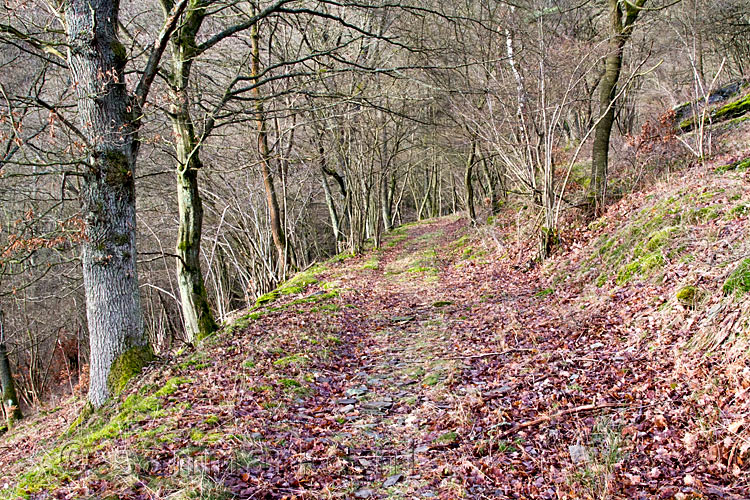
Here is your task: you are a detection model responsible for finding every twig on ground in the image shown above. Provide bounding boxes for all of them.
[495,402,629,440]
[448,348,535,360]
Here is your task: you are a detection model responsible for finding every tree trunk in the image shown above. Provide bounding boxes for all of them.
[0,311,22,425]
[465,139,477,225]
[380,173,393,232]
[64,0,152,408]
[589,0,644,213]
[250,17,287,270]
[321,168,341,245]
[589,38,624,212]
[166,0,218,342]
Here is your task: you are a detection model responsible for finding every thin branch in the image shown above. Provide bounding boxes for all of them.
[134,0,189,108]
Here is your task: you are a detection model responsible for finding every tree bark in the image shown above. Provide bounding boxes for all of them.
[380,173,393,232]
[589,0,645,213]
[64,0,152,408]
[465,139,477,225]
[0,311,22,425]
[164,0,218,342]
[321,169,341,245]
[250,17,287,270]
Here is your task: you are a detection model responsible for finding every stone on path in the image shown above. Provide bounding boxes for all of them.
[383,473,403,488]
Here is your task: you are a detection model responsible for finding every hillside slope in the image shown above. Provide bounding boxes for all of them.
[4,161,750,498]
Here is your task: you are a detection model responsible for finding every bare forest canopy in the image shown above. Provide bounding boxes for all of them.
[0,0,749,424]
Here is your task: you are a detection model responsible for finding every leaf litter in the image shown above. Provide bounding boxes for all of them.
[4,163,750,498]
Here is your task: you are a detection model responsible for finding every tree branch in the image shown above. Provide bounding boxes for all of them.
[134,0,189,108]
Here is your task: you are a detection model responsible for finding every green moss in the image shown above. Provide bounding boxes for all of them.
[685,206,721,224]
[252,265,327,308]
[729,203,750,219]
[280,265,325,294]
[435,430,458,444]
[362,257,379,270]
[676,286,699,308]
[249,385,272,393]
[67,401,95,434]
[432,300,454,307]
[386,233,408,247]
[423,372,441,386]
[122,393,160,413]
[680,93,750,132]
[190,429,205,441]
[110,40,127,67]
[204,415,220,426]
[723,259,750,297]
[310,303,341,313]
[640,251,664,272]
[407,265,437,274]
[616,251,664,285]
[278,378,301,388]
[534,288,554,298]
[273,353,309,367]
[713,92,750,121]
[616,261,639,285]
[178,352,209,370]
[717,157,750,174]
[102,151,133,186]
[287,290,339,307]
[254,290,280,307]
[155,376,191,397]
[645,227,676,251]
[327,251,354,264]
[203,432,224,444]
[107,345,153,396]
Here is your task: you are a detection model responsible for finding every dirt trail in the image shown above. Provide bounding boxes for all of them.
[285,216,557,498]
[4,215,740,500]
[265,215,731,499]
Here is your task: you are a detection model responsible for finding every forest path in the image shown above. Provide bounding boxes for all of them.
[296,215,551,499]
[3,215,724,500]
[290,214,707,499]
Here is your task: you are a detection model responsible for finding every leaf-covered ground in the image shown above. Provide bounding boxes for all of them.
[5,161,750,499]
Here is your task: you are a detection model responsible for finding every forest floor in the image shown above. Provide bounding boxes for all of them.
[5,157,750,499]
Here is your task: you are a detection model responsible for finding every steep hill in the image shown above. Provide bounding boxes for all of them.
[5,157,750,498]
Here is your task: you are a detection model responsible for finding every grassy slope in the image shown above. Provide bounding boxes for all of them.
[4,153,750,497]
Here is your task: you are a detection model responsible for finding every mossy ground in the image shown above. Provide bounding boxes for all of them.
[1,256,346,500]
[578,183,738,287]
[723,259,750,297]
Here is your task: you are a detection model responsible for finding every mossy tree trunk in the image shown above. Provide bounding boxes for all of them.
[0,311,22,425]
[589,0,646,213]
[162,0,218,342]
[63,0,183,407]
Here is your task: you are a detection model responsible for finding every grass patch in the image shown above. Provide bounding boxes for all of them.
[723,259,750,297]
[362,256,379,270]
[676,285,700,308]
[568,417,625,499]
[616,251,664,285]
[729,202,750,219]
[435,430,458,444]
[154,376,190,397]
[534,287,554,298]
[254,264,326,307]
[273,353,309,368]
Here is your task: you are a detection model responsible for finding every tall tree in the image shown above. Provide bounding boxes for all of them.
[589,0,646,213]
[161,0,218,342]
[62,0,186,407]
[250,13,289,271]
[0,310,22,425]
